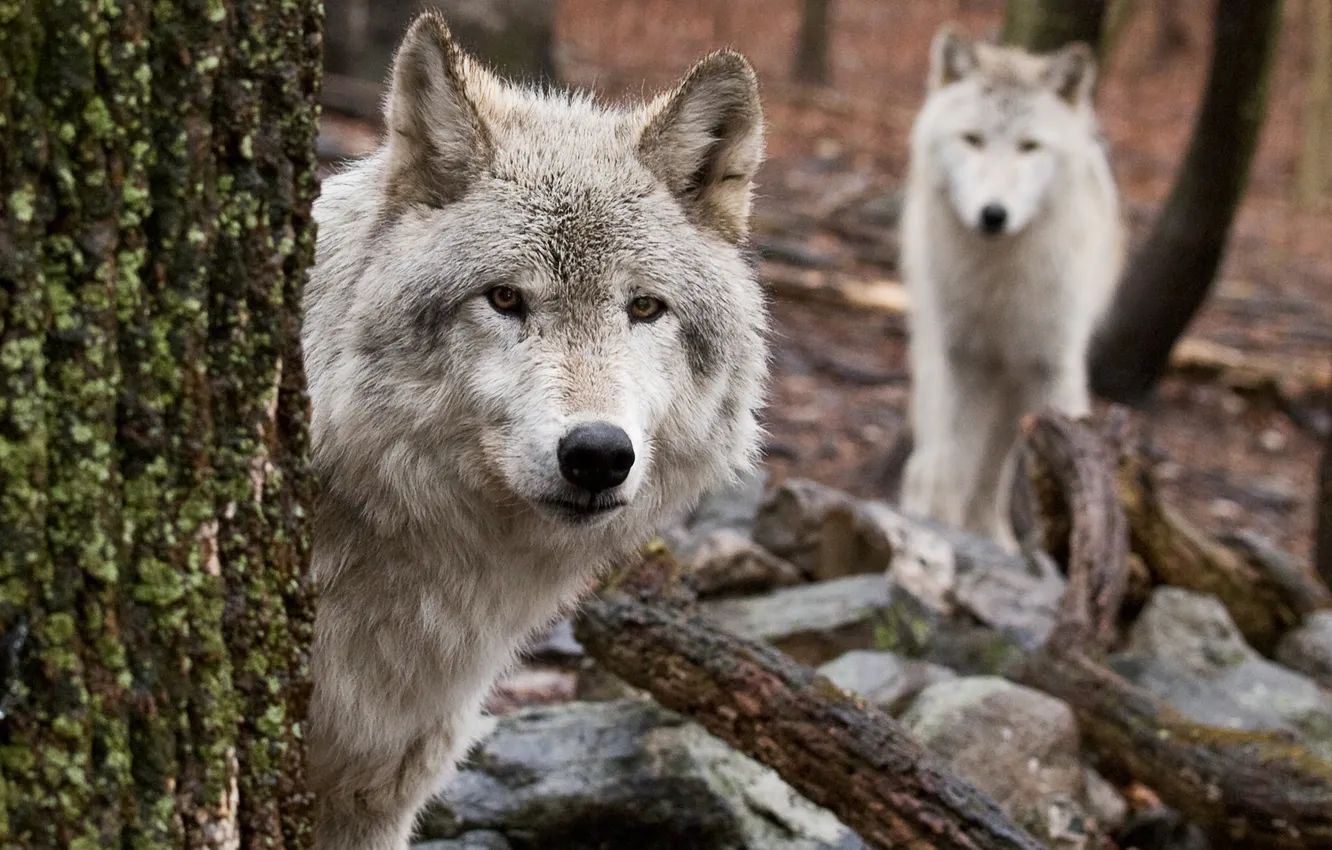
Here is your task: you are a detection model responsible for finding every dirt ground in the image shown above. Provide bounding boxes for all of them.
[319,0,1330,558]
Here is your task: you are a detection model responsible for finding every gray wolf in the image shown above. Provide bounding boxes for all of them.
[899,26,1124,551]
[301,13,768,849]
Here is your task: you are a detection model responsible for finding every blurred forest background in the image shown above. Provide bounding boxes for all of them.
[319,0,1331,557]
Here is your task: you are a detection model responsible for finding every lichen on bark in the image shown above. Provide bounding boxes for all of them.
[0,1,321,847]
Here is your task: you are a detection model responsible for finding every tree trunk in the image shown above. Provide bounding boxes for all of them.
[0,2,320,847]
[1000,0,1107,56]
[792,0,833,86]
[1296,0,1331,207]
[1088,0,1284,406]
[1318,385,1332,588]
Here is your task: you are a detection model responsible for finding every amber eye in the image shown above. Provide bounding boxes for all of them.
[1018,138,1041,153]
[486,285,524,315]
[962,132,985,149]
[629,295,667,323]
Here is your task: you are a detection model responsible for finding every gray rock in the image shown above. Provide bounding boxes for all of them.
[816,650,956,715]
[421,700,865,850]
[1110,587,1332,759]
[1082,767,1127,833]
[688,528,806,598]
[699,574,891,664]
[663,469,769,562]
[1276,611,1332,689]
[413,832,512,850]
[901,677,1087,818]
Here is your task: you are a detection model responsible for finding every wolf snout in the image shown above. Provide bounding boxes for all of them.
[557,422,635,493]
[979,203,1008,235]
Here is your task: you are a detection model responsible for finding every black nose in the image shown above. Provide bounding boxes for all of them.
[979,203,1008,234]
[558,423,635,493]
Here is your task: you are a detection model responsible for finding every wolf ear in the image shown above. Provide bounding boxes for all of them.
[1044,42,1097,106]
[383,13,494,209]
[930,26,976,90]
[637,51,765,244]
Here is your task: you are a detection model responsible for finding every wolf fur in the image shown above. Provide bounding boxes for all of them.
[302,13,768,849]
[899,26,1124,551]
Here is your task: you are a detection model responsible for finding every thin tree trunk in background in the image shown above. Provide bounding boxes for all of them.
[1001,0,1107,56]
[792,0,833,86]
[1318,383,1332,589]
[1088,0,1284,406]
[1296,0,1332,207]
[0,1,320,846]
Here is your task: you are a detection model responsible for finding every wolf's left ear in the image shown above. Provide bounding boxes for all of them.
[637,51,765,244]
[1044,42,1097,106]
[383,12,494,209]
[930,26,976,90]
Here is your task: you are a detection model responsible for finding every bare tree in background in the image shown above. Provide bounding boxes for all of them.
[793,0,833,86]
[1296,0,1332,208]
[1,1,319,845]
[1001,0,1107,56]
[1088,0,1284,405]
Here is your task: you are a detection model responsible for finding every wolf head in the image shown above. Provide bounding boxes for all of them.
[305,13,768,541]
[913,26,1100,238]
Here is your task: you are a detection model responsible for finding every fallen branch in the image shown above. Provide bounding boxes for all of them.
[576,559,1045,850]
[1019,411,1332,850]
[1113,426,1330,651]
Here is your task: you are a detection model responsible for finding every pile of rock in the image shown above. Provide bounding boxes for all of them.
[416,474,1332,850]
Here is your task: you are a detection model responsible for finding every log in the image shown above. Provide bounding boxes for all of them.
[575,565,1046,850]
[1019,412,1332,850]
[1020,648,1332,850]
[1113,426,1330,652]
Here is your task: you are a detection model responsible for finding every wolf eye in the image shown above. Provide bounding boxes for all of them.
[1018,139,1042,153]
[628,295,666,323]
[962,132,985,149]
[486,285,524,315]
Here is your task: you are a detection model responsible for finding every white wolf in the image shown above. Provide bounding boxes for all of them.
[301,13,768,850]
[899,26,1124,551]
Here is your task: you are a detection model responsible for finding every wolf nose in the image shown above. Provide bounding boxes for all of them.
[558,423,635,493]
[979,204,1008,235]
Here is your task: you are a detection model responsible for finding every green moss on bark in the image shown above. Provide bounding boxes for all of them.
[0,1,320,846]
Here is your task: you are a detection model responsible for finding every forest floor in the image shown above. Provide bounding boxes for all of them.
[319,0,1330,558]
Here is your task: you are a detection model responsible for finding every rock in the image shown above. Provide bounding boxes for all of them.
[1275,611,1332,689]
[815,650,955,715]
[413,831,512,850]
[1015,794,1092,850]
[523,618,584,660]
[901,677,1088,819]
[484,666,578,715]
[750,480,1063,650]
[1116,807,1211,850]
[662,469,769,563]
[699,574,891,665]
[1082,767,1128,833]
[420,700,865,850]
[1110,587,1332,759]
[687,529,805,598]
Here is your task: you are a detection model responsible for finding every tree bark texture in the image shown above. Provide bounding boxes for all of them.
[792,0,833,86]
[0,2,320,848]
[1088,0,1284,405]
[1000,0,1107,56]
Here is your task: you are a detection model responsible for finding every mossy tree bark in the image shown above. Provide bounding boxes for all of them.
[1088,0,1284,405]
[1001,0,1107,57]
[0,1,320,848]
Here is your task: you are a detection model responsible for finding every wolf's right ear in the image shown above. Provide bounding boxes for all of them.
[383,13,494,209]
[637,51,765,244]
[929,26,976,90]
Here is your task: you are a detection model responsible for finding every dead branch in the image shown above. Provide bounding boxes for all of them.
[575,565,1046,850]
[1112,426,1330,652]
[1019,412,1332,850]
